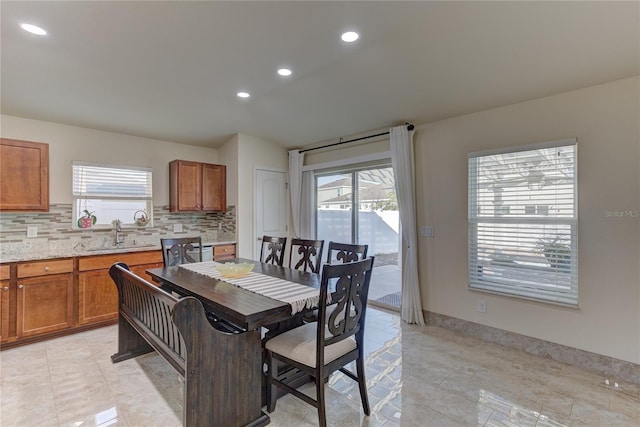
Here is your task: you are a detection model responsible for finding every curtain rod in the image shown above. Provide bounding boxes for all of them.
[299,123,414,154]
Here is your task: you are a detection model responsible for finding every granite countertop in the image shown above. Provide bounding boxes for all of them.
[0,239,237,263]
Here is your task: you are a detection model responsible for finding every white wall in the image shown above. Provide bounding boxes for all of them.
[234,134,288,259]
[414,77,640,364]
[0,115,219,206]
[219,134,239,207]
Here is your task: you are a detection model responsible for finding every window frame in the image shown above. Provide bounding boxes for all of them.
[72,161,153,229]
[468,139,578,307]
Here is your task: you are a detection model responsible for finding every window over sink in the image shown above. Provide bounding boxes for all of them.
[72,161,153,229]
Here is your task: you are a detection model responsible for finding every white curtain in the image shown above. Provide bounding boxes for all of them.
[288,150,304,238]
[299,171,315,239]
[390,126,425,325]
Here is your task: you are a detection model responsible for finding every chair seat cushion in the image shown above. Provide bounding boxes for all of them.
[265,322,356,368]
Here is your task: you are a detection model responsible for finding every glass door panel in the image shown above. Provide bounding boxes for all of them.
[316,167,401,310]
[316,173,353,248]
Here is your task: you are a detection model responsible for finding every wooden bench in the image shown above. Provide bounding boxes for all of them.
[109,263,269,427]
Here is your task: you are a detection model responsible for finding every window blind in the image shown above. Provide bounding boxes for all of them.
[72,162,153,227]
[73,162,152,198]
[468,140,578,306]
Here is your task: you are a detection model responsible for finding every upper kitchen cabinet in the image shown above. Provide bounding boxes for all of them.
[169,160,226,212]
[0,138,49,211]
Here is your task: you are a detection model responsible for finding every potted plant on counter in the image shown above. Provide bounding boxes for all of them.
[78,209,97,229]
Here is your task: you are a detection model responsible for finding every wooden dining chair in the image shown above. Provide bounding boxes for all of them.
[160,237,202,267]
[289,238,324,274]
[265,257,375,427]
[326,241,368,264]
[260,236,287,267]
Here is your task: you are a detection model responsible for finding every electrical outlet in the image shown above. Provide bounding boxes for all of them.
[173,224,183,232]
[420,226,434,237]
[27,226,38,238]
[477,299,487,313]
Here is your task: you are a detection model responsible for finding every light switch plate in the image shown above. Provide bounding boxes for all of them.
[420,226,434,237]
[27,226,38,237]
[173,224,183,232]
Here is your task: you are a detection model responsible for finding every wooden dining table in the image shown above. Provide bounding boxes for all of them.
[145,258,322,426]
[146,258,321,330]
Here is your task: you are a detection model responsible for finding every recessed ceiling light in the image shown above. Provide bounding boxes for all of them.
[277,68,292,77]
[237,91,250,98]
[341,31,359,43]
[20,23,47,36]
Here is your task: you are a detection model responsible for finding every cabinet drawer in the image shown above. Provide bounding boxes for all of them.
[0,265,9,281]
[18,259,73,278]
[214,244,236,257]
[79,250,163,271]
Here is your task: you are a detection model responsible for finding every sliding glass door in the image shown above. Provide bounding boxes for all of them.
[316,166,401,309]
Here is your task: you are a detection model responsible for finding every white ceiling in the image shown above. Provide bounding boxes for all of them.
[1,1,638,149]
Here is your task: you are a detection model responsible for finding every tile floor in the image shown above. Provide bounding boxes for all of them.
[1,308,638,426]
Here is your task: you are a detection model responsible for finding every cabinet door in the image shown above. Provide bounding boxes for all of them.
[170,160,202,211]
[131,262,164,285]
[0,138,49,211]
[78,270,119,325]
[16,274,73,338]
[1,280,9,342]
[202,163,226,211]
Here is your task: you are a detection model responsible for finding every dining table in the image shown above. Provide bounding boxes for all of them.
[145,258,322,426]
[146,258,322,330]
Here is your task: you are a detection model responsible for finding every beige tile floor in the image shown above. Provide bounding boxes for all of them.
[1,308,638,427]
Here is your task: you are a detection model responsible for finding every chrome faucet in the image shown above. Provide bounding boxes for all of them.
[114,219,125,246]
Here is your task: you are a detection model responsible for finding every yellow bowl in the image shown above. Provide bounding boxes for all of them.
[216,262,254,278]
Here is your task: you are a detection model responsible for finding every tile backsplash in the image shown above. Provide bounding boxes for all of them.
[0,204,236,261]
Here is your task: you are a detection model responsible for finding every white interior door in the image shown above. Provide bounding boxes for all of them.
[255,169,288,260]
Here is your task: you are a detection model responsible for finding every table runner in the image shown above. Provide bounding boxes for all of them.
[179,261,324,315]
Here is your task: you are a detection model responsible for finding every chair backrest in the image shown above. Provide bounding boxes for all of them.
[161,237,203,267]
[317,257,375,360]
[289,238,324,274]
[260,236,287,267]
[326,241,368,264]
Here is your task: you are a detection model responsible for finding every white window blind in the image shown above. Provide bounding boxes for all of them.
[468,139,578,306]
[72,162,153,227]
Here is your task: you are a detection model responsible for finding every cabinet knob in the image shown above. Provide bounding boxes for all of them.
[44,267,50,271]
[2,286,8,291]
[18,284,24,289]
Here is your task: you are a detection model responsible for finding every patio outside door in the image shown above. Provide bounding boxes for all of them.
[315,166,401,310]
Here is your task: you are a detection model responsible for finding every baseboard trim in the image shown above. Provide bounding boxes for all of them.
[424,310,640,385]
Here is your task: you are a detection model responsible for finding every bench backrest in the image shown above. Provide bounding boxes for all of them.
[109,263,186,373]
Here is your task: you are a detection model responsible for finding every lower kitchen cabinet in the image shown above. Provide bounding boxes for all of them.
[213,243,236,261]
[131,262,164,284]
[1,265,10,342]
[16,272,74,338]
[78,251,163,327]
[78,270,119,325]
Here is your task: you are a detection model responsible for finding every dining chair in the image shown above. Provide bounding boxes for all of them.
[289,238,324,274]
[260,236,287,267]
[326,241,368,264]
[160,237,202,267]
[265,257,375,427]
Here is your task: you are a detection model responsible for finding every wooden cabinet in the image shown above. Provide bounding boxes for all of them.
[16,259,73,338]
[77,251,163,326]
[213,243,236,261]
[169,160,226,212]
[0,138,49,211]
[1,265,10,343]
